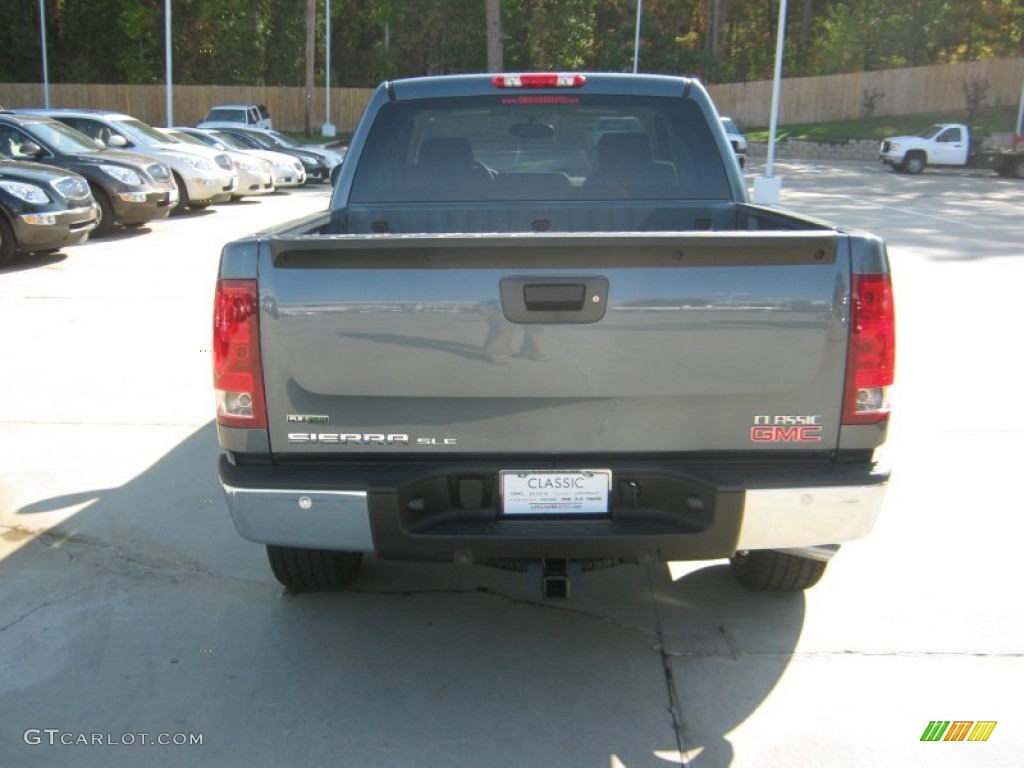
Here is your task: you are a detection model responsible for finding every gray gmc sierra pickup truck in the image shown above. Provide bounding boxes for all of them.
[214,73,894,597]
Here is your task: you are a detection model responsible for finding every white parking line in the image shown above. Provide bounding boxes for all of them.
[781,189,993,230]
[885,205,985,229]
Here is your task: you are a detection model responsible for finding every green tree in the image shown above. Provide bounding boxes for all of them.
[504,0,597,71]
[114,0,163,83]
[261,0,310,86]
[0,0,46,82]
[50,0,151,83]
[807,0,1023,75]
[590,0,638,72]
[331,0,402,86]
[1,0,1020,88]
[172,0,276,85]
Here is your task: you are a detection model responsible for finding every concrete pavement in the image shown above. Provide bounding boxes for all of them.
[1,167,1022,767]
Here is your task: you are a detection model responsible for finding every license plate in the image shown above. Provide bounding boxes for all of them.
[500,470,611,517]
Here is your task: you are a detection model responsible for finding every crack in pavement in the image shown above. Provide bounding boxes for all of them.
[0,585,90,633]
[15,527,272,591]
[663,648,1024,659]
[347,573,691,765]
[718,624,739,661]
[645,566,689,767]
[345,584,662,638]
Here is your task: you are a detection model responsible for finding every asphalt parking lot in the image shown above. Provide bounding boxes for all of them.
[1,164,1022,768]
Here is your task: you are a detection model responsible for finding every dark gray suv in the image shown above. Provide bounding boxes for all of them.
[0,158,97,267]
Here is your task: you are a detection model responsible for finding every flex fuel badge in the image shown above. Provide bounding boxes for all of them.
[287,414,330,424]
[750,414,823,443]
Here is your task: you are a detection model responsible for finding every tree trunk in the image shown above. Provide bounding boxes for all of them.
[486,0,503,73]
[802,0,813,45]
[706,0,725,55]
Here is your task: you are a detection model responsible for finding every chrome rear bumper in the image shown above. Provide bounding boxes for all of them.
[222,485,374,551]
[222,468,887,561]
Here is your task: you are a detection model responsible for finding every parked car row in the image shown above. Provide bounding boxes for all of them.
[0,106,344,268]
[0,111,178,236]
[168,127,306,189]
[195,121,346,184]
[195,101,346,182]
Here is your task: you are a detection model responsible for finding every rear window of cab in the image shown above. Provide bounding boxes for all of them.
[206,108,247,123]
[349,94,731,203]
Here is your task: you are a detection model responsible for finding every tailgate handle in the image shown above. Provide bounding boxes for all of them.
[523,283,585,312]
[500,276,608,324]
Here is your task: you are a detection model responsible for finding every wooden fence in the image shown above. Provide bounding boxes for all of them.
[0,83,374,135]
[708,58,1024,127]
[1,58,1021,133]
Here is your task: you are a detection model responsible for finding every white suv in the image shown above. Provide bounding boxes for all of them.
[200,104,273,131]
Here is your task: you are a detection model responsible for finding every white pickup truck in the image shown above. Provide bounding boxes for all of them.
[879,122,1024,177]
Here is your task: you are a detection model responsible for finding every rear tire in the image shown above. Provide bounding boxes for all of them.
[729,549,827,591]
[266,545,363,591]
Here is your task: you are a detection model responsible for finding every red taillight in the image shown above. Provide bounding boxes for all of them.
[492,73,586,89]
[843,273,895,425]
[213,279,267,429]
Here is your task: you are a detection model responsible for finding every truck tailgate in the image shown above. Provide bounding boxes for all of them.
[259,231,848,456]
